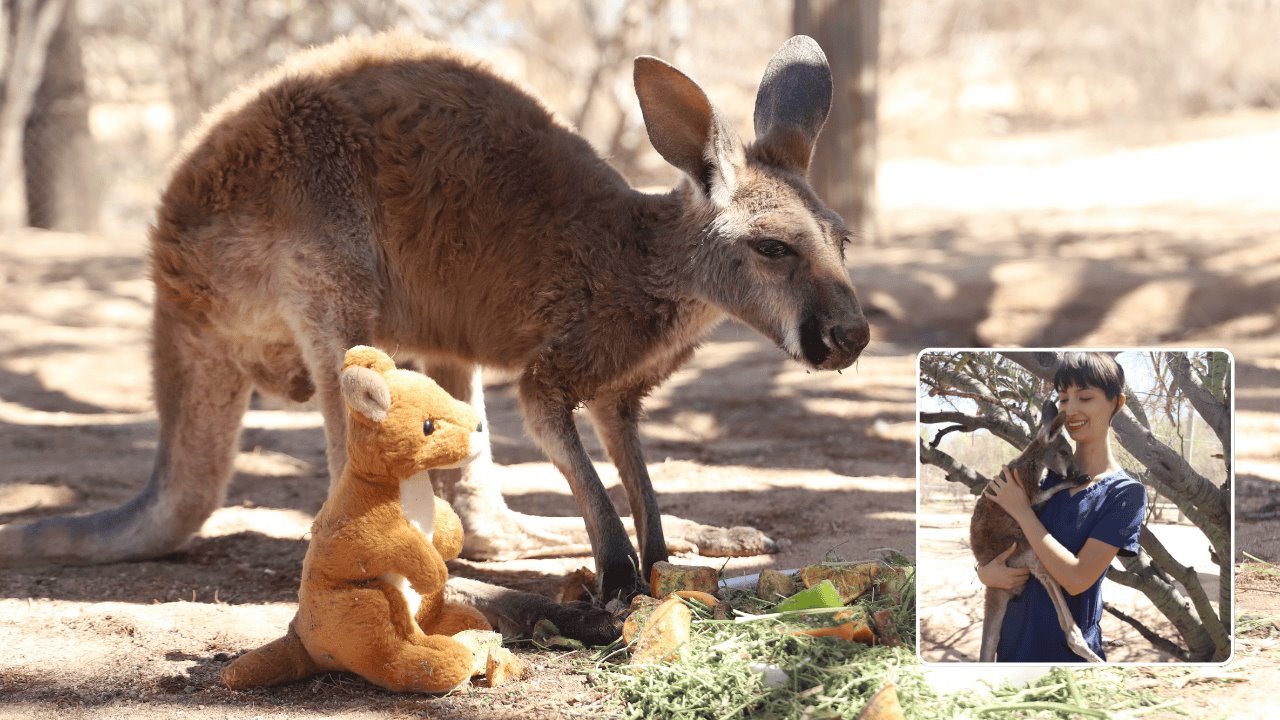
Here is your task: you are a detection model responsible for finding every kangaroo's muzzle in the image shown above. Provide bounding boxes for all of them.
[799,314,868,370]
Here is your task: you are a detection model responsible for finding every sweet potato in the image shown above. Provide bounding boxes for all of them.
[756,569,798,601]
[629,596,692,665]
[856,683,905,720]
[649,561,719,597]
[871,608,903,648]
[622,595,662,644]
[485,646,527,688]
[798,563,879,603]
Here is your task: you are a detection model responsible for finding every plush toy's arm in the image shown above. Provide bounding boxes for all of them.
[388,526,450,595]
[431,496,466,562]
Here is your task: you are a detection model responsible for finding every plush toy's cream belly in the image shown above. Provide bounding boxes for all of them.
[380,472,436,620]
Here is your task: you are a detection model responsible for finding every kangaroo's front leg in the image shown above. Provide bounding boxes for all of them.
[587,390,668,582]
[520,373,642,601]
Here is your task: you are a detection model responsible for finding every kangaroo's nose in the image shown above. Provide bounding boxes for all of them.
[830,321,870,355]
[476,421,484,433]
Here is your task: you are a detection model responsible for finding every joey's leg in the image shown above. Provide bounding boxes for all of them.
[1032,567,1104,663]
[520,373,641,601]
[423,358,593,559]
[979,587,1013,662]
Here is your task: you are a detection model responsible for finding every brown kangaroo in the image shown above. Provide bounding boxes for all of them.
[0,32,867,630]
[969,400,1101,662]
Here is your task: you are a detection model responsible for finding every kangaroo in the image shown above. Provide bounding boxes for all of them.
[0,32,867,622]
[969,400,1101,662]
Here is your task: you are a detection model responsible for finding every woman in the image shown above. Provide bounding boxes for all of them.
[977,352,1147,662]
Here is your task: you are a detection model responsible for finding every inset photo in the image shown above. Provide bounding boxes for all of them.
[916,349,1233,664]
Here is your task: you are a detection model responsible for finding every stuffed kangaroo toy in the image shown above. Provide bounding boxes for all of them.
[222,345,491,693]
[969,400,1100,663]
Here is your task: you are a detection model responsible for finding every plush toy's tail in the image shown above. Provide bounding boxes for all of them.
[222,624,319,690]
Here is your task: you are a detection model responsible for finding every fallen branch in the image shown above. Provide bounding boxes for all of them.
[1102,602,1187,661]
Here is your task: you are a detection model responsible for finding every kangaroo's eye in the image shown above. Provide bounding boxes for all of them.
[422,419,435,436]
[754,239,793,258]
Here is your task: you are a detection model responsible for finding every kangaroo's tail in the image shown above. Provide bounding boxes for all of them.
[0,307,252,567]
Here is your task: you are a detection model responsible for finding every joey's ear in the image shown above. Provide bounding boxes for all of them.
[341,365,392,423]
[634,55,743,207]
[1037,399,1064,442]
[752,35,832,175]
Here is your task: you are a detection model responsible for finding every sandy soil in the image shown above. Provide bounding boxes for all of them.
[3,111,1280,718]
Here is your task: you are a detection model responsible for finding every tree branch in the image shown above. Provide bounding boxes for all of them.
[1139,527,1231,660]
[919,410,1029,448]
[1168,352,1231,460]
[1109,548,1218,661]
[1103,602,1187,660]
[919,438,989,494]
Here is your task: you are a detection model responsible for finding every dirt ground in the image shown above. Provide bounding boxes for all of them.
[4,110,1280,718]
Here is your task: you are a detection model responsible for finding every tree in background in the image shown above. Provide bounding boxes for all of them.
[1,0,66,228]
[919,350,1232,662]
[23,0,98,231]
[794,0,879,244]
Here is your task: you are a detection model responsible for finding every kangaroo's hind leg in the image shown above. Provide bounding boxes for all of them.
[423,357,594,560]
[0,304,253,565]
[1031,564,1104,662]
[980,586,1014,662]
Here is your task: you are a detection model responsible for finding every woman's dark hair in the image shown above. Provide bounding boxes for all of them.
[1053,352,1125,400]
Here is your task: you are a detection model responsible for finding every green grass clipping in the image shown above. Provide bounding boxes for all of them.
[590,560,1171,719]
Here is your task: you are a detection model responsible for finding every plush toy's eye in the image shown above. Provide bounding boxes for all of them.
[422,419,435,436]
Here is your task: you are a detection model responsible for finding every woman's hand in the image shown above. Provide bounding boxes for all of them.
[977,543,1030,591]
[985,465,1033,522]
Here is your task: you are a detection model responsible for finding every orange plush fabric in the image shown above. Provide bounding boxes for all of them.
[222,345,491,693]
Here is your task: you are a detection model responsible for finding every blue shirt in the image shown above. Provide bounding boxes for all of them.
[996,469,1146,663]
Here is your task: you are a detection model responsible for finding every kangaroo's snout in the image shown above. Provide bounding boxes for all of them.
[830,320,869,357]
[799,311,869,370]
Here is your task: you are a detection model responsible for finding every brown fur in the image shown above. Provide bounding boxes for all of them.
[221,346,490,693]
[0,33,867,624]
[969,400,1100,662]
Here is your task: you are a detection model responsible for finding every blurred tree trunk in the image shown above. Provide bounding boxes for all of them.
[0,0,67,225]
[22,0,97,231]
[793,0,878,243]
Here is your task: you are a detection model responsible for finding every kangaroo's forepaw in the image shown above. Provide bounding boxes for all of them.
[660,515,785,557]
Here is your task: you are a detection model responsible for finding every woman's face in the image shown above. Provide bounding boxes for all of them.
[1056,384,1118,445]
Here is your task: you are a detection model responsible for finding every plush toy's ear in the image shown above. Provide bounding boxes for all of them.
[343,345,396,374]
[341,365,391,423]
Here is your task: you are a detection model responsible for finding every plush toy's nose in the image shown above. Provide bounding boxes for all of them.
[476,421,484,433]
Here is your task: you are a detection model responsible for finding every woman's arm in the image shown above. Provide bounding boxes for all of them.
[985,467,1121,595]
[977,543,1030,591]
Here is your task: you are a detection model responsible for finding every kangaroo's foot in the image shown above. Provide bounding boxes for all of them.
[456,506,781,561]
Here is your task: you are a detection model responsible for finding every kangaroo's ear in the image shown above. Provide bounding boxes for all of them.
[1037,399,1064,442]
[752,35,832,175]
[341,365,391,423]
[634,55,743,207]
